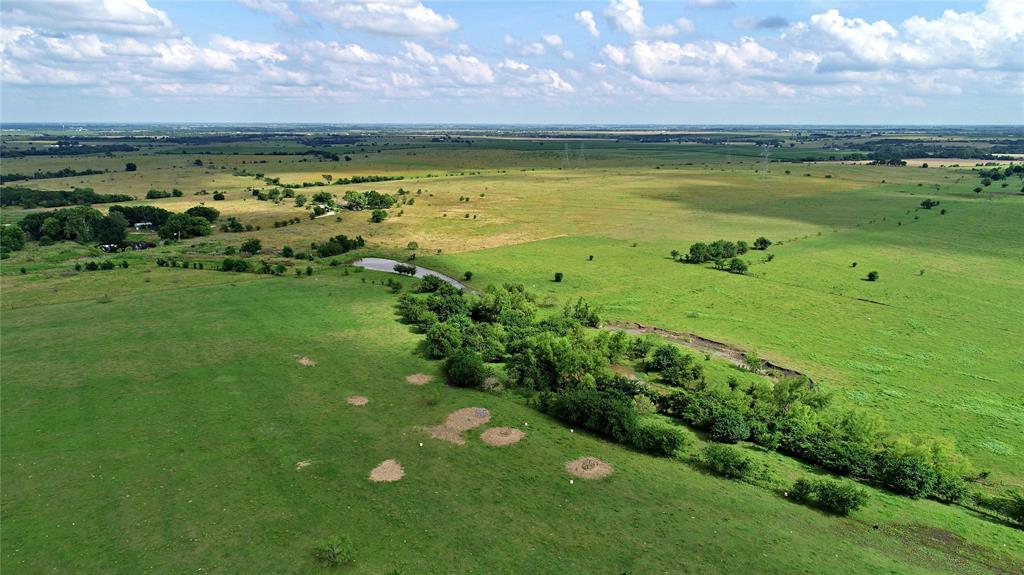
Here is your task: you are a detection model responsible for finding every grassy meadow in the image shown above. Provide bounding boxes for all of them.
[2,131,1023,572]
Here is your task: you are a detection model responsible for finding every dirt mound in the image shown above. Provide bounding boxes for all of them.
[480,427,525,446]
[369,459,404,482]
[297,356,317,366]
[426,407,491,445]
[405,373,433,385]
[565,456,613,480]
[346,396,368,406]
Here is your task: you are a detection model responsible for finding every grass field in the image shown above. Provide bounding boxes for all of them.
[2,132,1023,572]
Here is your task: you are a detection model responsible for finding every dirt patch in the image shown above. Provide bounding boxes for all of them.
[480,427,525,446]
[297,356,317,367]
[604,321,812,384]
[425,407,491,445]
[369,459,404,482]
[610,364,638,380]
[405,373,433,385]
[295,460,312,470]
[346,395,368,406]
[885,523,1024,575]
[565,456,613,480]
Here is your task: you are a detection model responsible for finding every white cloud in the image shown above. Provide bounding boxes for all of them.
[499,58,529,71]
[305,0,458,37]
[687,0,734,9]
[575,10,600,38]
[238,0,302,25]
[604,0,678,39]
[439,54,494,84]
[542,34,563,49]
[0,0,176,36]
[528,69,574,94]
[311,41,387,64]
[402,41,434,64]
[210,36,286,62]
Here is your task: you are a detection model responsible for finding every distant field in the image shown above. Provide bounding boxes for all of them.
[2,132,1023,572]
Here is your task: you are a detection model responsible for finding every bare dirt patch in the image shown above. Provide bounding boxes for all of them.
[295,460,312,470]
[405,373,433,385]
[369,459,405,482]
[480,427,525,446]
[426,407,491,445]
[565,456,613,480]
[346,395,368,406]
[297,356,317,367]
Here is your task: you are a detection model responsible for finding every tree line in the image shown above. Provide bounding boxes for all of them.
[1,186,134,208]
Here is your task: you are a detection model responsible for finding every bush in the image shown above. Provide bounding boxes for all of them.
[931,470,969,503]
[240,238,262,254]
[314,534,355,567]
[701,444,752,479]
[753,236,772,250]
[629,419,688,456]
[212,192,225,201]
[185,205,220,222]
[728,257,748,274]
[709,407,750,444]
[1,225,26,251]
[877,451,937,498]
[393,263,417,276]
[866,271,879,282]
[369,209,388,223]
[445,348,487,388]
[537,388,637,444]
[792,478,869,516]
[424,321,463,359]
[554,272,563,283]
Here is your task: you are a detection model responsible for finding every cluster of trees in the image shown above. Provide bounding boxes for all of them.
[158,213,212,240]
[76,260,129,271]
[0,143,137,158]
[0,186,134,208]
[219,217,257,233]
[677,237,768,263]
[184,206,219,223]
[273,217,303,228]
[109,205,172,227]
[145,189,184,199]
[0,168,106,185]
[651,372,974,502]
[791,477,869,516]
[976,164,1024,188]
[919,199,940,209]
[18,206,128,244]
[390,277,987,512]
[1,225,27,252]
[313,234,365,257]
[331,174,403,186]
[342,190,396,210]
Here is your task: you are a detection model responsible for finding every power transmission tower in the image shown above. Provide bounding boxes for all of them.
[577,143,586,168]
[759,145,770,178]
[561,143,571,169]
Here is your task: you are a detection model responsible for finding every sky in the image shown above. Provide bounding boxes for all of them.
[1,0,1022,124]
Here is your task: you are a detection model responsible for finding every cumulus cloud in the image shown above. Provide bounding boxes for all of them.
[604,0,678,38]
[1,0,176,36]
[438,54,494,84]
[402,41,434,64]
[304,0,458,37]
[575,10,600,38]
[238,0,302,25]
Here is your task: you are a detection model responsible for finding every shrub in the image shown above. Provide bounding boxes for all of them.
[240,238,262,254]
[728,257,748,274]
[877,451,937,498]
[369,209,388,223]
[632,394,658,415]
[393,263,417,276]
[753,236,772,250]
[445,348,487,388]
[931,470,969,503]
[424,321,463,358]
[212,192,225,201]
[537,388,637,444]
[866,271,879,282]
[281,246,294,258]
[554,272,563,283]
[701,444,752,479]
[463,271,473,281]
[314,534,355,567]
[709,407,750,444]
[792,478,869,515]
[0,225,26,251]
[630,419,688,456]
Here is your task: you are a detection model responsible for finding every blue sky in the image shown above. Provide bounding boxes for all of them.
[1,0,1021,124]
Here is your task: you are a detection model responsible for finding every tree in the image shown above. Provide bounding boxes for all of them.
[158,213,211,240]
[445,348,487,388]
[185,205,220,222]
[240,238,262,254]
[294,194,307,207]
[710,408,750,443]
[212,192,225,201]
[125,162,137,172]
[736,240,749,254]
[369,209,387,223]
[920,199,940,209]
[554,272,563,283]
[867,271,879,282]
[425,321,463,358]
[305,266,313,276]
[281,246,294,258]
[94,212,128,244]
[728,257,748,274]
[670,249,680,260]
[0,225,26,251]
[463,271,473,281]
[754,236,772,250]
[41,217,63,240]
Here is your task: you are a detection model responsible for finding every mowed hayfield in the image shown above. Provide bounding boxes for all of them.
[2,266,1023,574]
